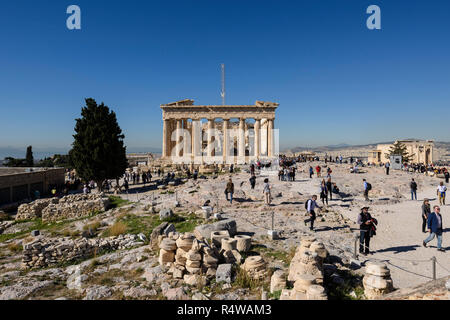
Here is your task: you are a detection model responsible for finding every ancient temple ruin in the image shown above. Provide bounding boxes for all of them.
[160,99,279,164]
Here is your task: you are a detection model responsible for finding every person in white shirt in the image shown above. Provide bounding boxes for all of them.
[437,182,447,205]
[263,178,271,205]
[304,195,322,231]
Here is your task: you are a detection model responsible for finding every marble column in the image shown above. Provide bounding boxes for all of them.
[168,119,175,157]
[239,118,245,159]
[183,120,190,159]
[223,119,229,164]
[268,119,274,157]
[192,119,201,163]
[261,118,268,156]
[254,119,261,159]
[176,119,182,158]
[162,119,170,158]
[207,119,215,159]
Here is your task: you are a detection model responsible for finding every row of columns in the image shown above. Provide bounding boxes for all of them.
[162,118,275,161]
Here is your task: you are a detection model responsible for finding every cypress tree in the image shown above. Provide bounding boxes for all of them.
[70,98,128,191]
[25,146,34,167]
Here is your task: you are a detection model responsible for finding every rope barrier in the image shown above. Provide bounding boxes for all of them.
[435,260,450,274]
[358,242,431,263]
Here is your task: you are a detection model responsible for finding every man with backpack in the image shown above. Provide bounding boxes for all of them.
[410,178,418,200]
[363,179,371,201]
[304,195,322,232]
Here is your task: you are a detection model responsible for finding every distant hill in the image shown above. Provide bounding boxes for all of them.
[283,140,450,154]
[0,146,162,160]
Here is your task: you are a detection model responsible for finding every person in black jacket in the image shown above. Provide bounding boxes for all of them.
[421,198,431,233]
[357,207,375,255]
[410,178,418,200]
[249,174,256,189]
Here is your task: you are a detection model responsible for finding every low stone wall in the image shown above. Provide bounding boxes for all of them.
[22,234,144,269]
[16,194,109,222]
[15,198,59,220]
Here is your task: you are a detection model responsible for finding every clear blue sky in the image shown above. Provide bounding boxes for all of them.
[0,0,449,155]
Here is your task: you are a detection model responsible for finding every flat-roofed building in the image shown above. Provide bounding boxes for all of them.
[368,140,435,165]
[0,167,65,205]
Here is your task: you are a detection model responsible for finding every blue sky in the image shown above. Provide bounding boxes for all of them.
[0,0,449,156]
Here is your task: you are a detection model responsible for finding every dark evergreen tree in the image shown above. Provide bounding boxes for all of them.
[3,157,26,167]
[25,146,34,167]
[385,141,414,163]
[70,98,128,191]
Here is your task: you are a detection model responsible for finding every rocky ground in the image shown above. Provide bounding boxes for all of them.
[0,161,448,300]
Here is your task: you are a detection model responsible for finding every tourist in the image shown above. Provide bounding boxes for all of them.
[316,165,321,177]
[83,184,89,194]
[421,199,431,233]
[410,178,418,200]
[123,179,129,193]
[385,162,390,175]
[357,207,376,255]
[291,166,296,181]
[263,178,271,205]
[250,164,255,176]
[309,166,313,179]
[339,155,343,164]
[229,164,234,174]
[423,205,445,252]
[326,167,332,179]
[332,183,340,194]
[193,169,198,180]
[304,195,322,231]
[437,181,447,205]
[445,169,449,184]
[186,168,191,179]
[326,177,333,201]
[320,179,328,205]
[249,174,256,189]
[363,179,371,201]
[225,178,234,204]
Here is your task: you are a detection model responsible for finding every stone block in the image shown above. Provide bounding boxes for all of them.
[216,264,233,283]
[221,238,237,251]
[163,224,176,236]
[211,230,230,247]
[234,235,252,252]
[159,208,174,220]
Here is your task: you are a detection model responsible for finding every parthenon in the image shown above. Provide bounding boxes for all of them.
[161,99,279,164]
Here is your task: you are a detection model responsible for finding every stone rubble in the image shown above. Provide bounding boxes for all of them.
[21,234,144,269]
[156,223,254,286]
[282,236,328,300]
